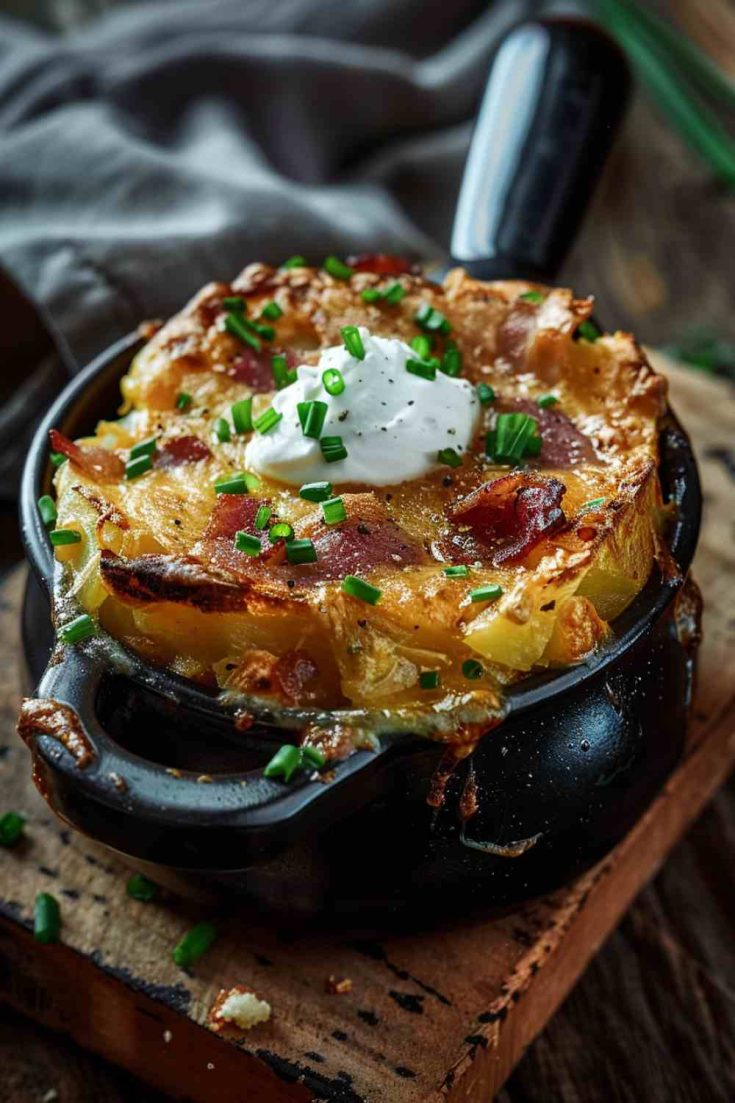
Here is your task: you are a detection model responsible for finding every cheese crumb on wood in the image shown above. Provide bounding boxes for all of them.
[209,985,271,1032]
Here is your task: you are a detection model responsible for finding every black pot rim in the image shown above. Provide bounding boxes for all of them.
[20,330,702,726]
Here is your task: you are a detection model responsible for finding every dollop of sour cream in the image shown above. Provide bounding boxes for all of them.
[245,327,479,486]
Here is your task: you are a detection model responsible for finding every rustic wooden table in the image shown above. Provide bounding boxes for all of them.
[2,6,735,1100]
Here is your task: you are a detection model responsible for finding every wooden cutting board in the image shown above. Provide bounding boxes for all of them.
[0,356,733,1103]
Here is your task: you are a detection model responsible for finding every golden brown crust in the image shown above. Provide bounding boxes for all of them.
[51,262,666,728]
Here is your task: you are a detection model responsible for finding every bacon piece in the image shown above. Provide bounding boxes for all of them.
[450,473,567,565]
[346,253,416,276]
[226,347,297,392]
[507,399,596,468]
[200,493,285,575]
[50,429,124,482]
[300,492,425,581]
[496,302,539,369]
[154,435,211,468]
[273,650,319,701]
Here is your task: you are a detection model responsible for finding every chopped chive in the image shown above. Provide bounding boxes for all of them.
[323,255,354,280]
[264,744,302,782]
[443,564,469,578]
[272,354,296,390]
[300,481,333,502]
[235,531,262,556]
[172,921,216,968]
[176,392,193,412]
[341,575,382,605]
[130,436,158,460]
[0,811,25,848]
[519,290,545,304]
[406,357,437,381]
[320,435,348,463]
[254,407,283,435]
[322,496,347,525]
[537,393,559,409]
[214,474,249,495]
[382,281,406,305]
[361,288,381,303]
[419,670,440,689]
[323,368,345,396]
[38,495,57,527]
[269,522,294,543]
[231,397,253,434]
[125,455,153,480]
[301,745,326,769]
[298,400,328,439]
[438,447,462,468]
[254,505,272,530]
[50,528,82,547]
[214,417,231,443]
[286,538,317,565]
[577,320,601,343]
[486,413,541,465]
[415,302,451,335]
[223,295,245,311]
[440,341,462,377]
[58,613,96,644]
[579,497,605,514]
[251,320,275,341]
[476,382,496,406]
[341,325,365,361]
[469,584,503,604]
[50,451,67,468]
[34,892,61,944]
[462,658,484,680]
[244,472,261,492]
[410,334,433,359]
[126,873,158,902]
[282,255,306,269]
[261,301,283,321]
[225,311,260,351]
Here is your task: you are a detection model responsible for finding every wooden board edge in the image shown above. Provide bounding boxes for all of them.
[432,706,735,1102]
[0,916,321,1103]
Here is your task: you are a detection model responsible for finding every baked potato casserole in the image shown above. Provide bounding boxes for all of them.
[45,256,666,741]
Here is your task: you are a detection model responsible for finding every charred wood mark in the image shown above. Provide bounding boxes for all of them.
[254,952,274,966]
[465,1034,489,1049]
[60,888,80,900]
[87,950,191,1013]
[37,866,58,878]
[332,1030,348,1042]
[357,1009,379,1026]
[350,939,452,1005]
[389,990,425,1014]
[395,1066,417,1079]
[256,1049,366,1102]
[304,1051,325,1064]
[478,1006,508,1023]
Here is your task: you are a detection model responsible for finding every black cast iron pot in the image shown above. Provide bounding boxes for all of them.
[19,19,702,921]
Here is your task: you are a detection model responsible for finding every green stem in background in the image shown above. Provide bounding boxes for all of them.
[604,0,735,112]
[597,0,735,189]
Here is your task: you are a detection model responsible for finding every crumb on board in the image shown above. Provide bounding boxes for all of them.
[325,975,353,995]
[209,985,272,1032]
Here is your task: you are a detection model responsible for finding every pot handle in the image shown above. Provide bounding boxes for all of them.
[22,646,389,868]
[450,16,631,282]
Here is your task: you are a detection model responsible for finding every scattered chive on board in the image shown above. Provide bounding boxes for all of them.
[34,892,61,944]
[0,811,25,848]
[172,921,217,968]
[126,873,158,902]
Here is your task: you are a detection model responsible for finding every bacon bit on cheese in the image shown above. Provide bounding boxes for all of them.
[154,435,211,467]
[347,253,415,275]
[49,429,124,482]
[450,473,567,566]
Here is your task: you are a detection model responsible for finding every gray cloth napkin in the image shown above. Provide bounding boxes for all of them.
[0,0,544,367]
